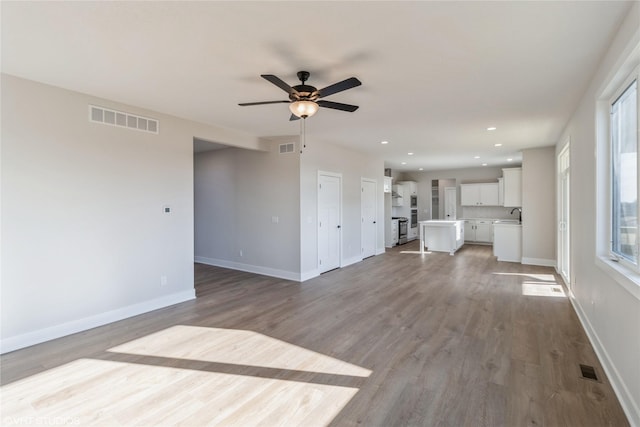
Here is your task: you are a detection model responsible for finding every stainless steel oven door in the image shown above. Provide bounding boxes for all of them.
[398,220,408,243]
[410,210,418,228]
[410,195,417,208]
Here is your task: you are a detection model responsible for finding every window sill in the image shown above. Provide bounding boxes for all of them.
[595,256,640,301]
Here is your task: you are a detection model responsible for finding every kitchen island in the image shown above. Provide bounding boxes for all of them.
[419,220,465,255]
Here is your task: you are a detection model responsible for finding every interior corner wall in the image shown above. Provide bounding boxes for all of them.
[0,74,260,353]
[194,143,301,280]
[300,141,385,278]
[521,146,556,265]
[555,3,640,424]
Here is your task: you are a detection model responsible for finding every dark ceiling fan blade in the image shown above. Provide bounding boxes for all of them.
[318,77,361,98]
[238,100,290,106]
[317,100,359,112]
[289,114,301,121]
[261,74,297,94]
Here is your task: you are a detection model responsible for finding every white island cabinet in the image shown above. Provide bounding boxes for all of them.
[419,220,465,255]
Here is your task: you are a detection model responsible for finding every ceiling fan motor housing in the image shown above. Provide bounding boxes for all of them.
[290,84,319,102]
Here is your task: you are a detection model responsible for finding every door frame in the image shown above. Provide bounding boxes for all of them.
[318,170,343,272]
[557,140,571,288]
[361,177,378,259]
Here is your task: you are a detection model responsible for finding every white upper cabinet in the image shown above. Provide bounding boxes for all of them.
[398,181,417,196]
[460,182,500,206]
[502,168,522,207]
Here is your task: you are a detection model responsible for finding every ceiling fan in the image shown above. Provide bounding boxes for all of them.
[239,71,361,120]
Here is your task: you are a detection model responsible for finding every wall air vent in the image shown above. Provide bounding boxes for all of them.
[279,143,295,154]
[89,105,159,134]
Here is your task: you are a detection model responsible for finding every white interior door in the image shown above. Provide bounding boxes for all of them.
[318,173,341,273]
[444,187,457,219]
[361,178,377,258]
[558,145,571,288]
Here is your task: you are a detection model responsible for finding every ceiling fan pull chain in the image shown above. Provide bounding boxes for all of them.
[300,119,304,153]
[299,118,308,153]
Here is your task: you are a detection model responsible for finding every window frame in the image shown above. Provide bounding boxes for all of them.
[608,75,639,271]
[595,62,640,301]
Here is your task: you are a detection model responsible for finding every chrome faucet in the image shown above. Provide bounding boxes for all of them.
[510,207,522,223]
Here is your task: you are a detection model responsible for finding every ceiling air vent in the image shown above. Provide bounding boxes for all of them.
[279,143,295,154]
[89,105,159,134]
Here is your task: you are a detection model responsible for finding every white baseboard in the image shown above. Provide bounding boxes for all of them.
[0,290,196,355]
[195,256,300,282]
[569,295,640,427]
[300,269,319,282]
[521,257,556,267]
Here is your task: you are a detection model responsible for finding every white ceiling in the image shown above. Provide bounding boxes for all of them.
[1,1,633,171]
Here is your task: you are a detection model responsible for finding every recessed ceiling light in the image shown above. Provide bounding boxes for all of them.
[494,143,502,147]
[507,158,513,162]
[474,156,480,159]
[487,127,497,131]
[380,140,389,144]
[419,168,424,171]
[408,152,414,156]
[482,163,488,166]
[401,162,407,165]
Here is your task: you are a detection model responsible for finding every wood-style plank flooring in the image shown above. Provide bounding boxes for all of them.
[0,242,629,426]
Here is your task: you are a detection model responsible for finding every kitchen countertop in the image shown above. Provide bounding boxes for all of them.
[461,217,518,221]
[493,220,522,226]
[419,220,464,226]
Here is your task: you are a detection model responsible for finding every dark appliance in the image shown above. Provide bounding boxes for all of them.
[393,216,408,244]
[410,210,418,228]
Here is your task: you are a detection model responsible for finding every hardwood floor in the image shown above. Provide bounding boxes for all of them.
[1,242,629,426]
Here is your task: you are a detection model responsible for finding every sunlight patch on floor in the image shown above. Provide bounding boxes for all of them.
[521,281,566,297]
[493,272,556,282]
[400,250,432,255]
[108,325,372,378]
[1,357,359,426]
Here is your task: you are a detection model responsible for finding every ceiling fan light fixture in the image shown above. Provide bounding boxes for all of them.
[290,100,319,118]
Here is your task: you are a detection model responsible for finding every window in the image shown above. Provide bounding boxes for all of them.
[610,78,639,268]
[595,47,640,299]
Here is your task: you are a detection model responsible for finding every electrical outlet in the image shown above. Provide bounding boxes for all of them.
[239,249,243,257]
[272,216,279,224]
[160,275,167,286]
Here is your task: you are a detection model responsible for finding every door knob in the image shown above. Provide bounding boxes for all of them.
[337,225,341,229]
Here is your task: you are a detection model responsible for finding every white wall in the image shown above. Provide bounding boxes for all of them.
[194,142,301,280]
[522,147,556,265]
[0,74,262,352]
[555,3,640,424]
[300,141,385,279]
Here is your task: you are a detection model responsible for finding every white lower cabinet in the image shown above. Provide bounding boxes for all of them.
[493,223,522,262]
[391,219,398,246]
[408,225,418,240]
[464,219,493,243]
[475,221,493,242]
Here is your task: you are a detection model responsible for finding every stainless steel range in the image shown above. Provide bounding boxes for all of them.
[393,216,408,244]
